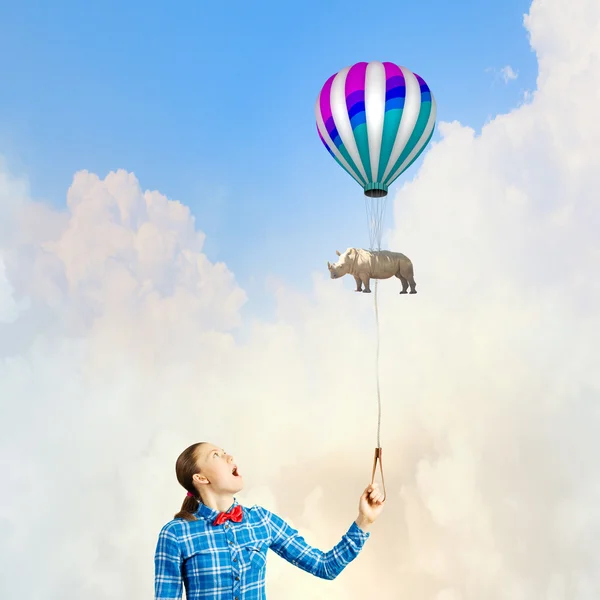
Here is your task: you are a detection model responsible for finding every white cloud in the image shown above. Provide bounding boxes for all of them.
[485,65,519,85]
[1,0,600,598]
[500,65,518,82]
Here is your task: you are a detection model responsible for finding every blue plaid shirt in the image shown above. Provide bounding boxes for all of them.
[154,499,370,599]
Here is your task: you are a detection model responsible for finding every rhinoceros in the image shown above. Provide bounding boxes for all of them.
[327,247,417,294]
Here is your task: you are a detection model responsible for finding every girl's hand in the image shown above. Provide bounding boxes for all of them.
[357,483,385,525]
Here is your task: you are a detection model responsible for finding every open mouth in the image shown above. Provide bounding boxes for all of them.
[232,466,241,477]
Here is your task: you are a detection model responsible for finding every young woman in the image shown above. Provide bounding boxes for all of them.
[155,441,385,599]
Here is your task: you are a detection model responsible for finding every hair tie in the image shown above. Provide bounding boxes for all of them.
[186,491,194,498]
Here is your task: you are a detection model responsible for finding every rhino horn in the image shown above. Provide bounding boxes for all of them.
[327,261,332,269]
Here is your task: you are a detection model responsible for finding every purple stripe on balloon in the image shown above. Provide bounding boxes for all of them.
[346,89,365,116]
[383,63,405,101]
[386,75,405,89]
[345,62,367,103]
[318,74,336,135]
[383,62,402,83]
[414,73,430,92]
[324,117,339,142]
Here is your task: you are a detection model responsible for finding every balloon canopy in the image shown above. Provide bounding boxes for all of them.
[315,61,436,198]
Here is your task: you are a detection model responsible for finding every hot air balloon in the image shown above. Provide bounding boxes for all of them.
[315,61,436,198]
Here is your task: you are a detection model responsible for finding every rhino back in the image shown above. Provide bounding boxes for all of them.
[354,249,410,278]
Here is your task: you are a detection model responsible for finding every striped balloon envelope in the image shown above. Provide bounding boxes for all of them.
[315,61,436,198]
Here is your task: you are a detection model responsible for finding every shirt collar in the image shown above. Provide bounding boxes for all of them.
[195,497,240,521]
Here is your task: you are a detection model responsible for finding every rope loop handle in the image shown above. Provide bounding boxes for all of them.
[370,447,386,502]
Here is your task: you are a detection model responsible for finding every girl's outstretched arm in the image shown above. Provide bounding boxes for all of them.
[264,482,384,579]
[265,510,370,580]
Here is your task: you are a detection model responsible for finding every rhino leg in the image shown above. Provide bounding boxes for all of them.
[408,275,417,294]
[397,269,417,294]
[353,275,363,292]
[361,276,372,293]
[398,275,409,294]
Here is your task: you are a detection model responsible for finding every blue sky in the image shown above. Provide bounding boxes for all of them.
[0,0,537,314]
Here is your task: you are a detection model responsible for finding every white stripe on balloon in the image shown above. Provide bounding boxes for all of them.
[381,66,421,183]
[364,61,386,183]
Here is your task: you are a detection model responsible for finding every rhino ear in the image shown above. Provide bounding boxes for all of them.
[336,250,341,256]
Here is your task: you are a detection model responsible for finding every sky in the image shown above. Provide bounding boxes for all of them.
[0,0,537,313]
[1,0,599,599]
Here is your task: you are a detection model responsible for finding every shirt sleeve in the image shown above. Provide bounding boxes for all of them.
[154,525,184,599]
[263,508,370,580]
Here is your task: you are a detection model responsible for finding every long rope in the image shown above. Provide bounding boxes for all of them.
[365,196,386,447]
[374,279,381,448]
[365,196,387,498]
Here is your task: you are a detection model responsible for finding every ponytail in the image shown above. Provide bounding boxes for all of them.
[174,491,202,521]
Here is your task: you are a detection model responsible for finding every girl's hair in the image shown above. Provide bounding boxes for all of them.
[174,441,206,521]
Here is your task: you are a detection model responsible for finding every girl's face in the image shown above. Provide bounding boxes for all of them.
[194,444,244,494]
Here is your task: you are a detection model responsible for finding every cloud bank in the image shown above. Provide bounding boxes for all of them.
[1,0,599,598]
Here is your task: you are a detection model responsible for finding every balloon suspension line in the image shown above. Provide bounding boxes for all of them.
[365,195,387,502]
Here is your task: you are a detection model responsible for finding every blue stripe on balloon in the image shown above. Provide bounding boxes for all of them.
[348,101,365,120]
[350,111,366,128]
[385,97,404,111]
[385,86,405,101]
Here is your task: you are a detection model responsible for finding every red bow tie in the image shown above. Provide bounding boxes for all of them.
[212,504,243,526]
